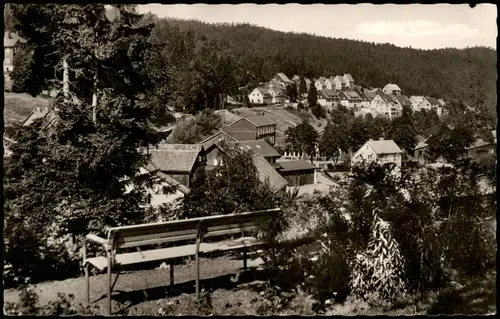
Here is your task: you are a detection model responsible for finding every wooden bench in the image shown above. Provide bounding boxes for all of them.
[83,208,280,314]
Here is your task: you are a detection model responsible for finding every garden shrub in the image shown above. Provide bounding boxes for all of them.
[350,212,407,303]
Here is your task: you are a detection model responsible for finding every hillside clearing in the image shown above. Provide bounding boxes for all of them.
[4,93,51,126]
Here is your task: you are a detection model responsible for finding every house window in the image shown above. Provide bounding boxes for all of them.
[368,154,373,160]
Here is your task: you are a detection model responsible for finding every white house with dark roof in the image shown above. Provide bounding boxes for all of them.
[339,90,363,108]
[314,77,328,91]
[411,96,444,116]
[351,139,403,168]
[383,83,402,96]
[343,73,355,88]
[371,92,400,118]
[248,87,272,104]
[333,75,346,91]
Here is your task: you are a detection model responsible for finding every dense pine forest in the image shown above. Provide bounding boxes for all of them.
[145,16,496,113]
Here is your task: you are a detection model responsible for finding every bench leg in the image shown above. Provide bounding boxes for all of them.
[195,251,200,300]
[170,263,174,286]
[84,262,90,305]
[107,255,112,315]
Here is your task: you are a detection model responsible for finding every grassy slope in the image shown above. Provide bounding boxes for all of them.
[4,93,51,126]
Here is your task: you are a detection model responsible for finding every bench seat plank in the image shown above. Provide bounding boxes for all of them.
[199,236,268,254]
[85,244,198,270]
[84,237,267,271]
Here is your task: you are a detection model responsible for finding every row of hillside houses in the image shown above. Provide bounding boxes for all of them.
[317,83,447,119]
[247,72,447,119]
[314,74,355,91]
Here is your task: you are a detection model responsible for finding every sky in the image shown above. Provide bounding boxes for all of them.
[137,4,497,50]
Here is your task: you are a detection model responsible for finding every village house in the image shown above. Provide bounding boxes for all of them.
[371,92,400,119]
[411,96,444,116]
[264,82,287,104]
[324,77,335,90]
[129,167,191,209]
[233,140,281,164]
[351,139,403,168]
[333,75,346,91]
[390,94,412,112]
[317,89,340,108]
[4,31,27,74]
[466,138,497,159]
[413,140,429,165]
[314,77,328,91]
[343,73,355,88]
[201,131,239,167]
[274,160,316,186]
[147,144,206,188]
[206,144,288,194]
[383,83,402,96]
[273,72,293,88]
[361,91,377,109]
[339,90,363,108]
[248,87,272,105]
[226,115,277,145]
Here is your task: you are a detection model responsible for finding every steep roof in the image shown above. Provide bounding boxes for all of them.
[242,115,276,127]
[414,141,428,150]
[231,140,281,158]
[223,128,257,141]
[383,83,401,92]
[319,89,340,99]
[466,138,496,150]
[376,92,395,103]
[366,139,403,154]
[148,144,202,173]
[200,130,238,150]
[363,91,378,101]
[292,75,300,82]
[344,73,354,82]
[4,31,27,47]
[392,94,411,106]
[425,97,441,107]
[341,90,362,100]
[274,160,316,171]
[256,87,272,97]
[334,75,346,84]
[276,72,292,83]
[252,153,288,192]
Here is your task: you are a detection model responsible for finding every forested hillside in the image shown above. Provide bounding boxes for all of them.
[146,16,495,115]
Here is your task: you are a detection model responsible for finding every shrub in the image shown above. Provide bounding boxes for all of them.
[350,212,407,303]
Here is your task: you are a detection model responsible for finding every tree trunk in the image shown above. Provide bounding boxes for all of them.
[63,57,69,99]
[92,67,98,123]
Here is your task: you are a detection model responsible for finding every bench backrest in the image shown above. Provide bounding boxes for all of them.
[107,208,280,250]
